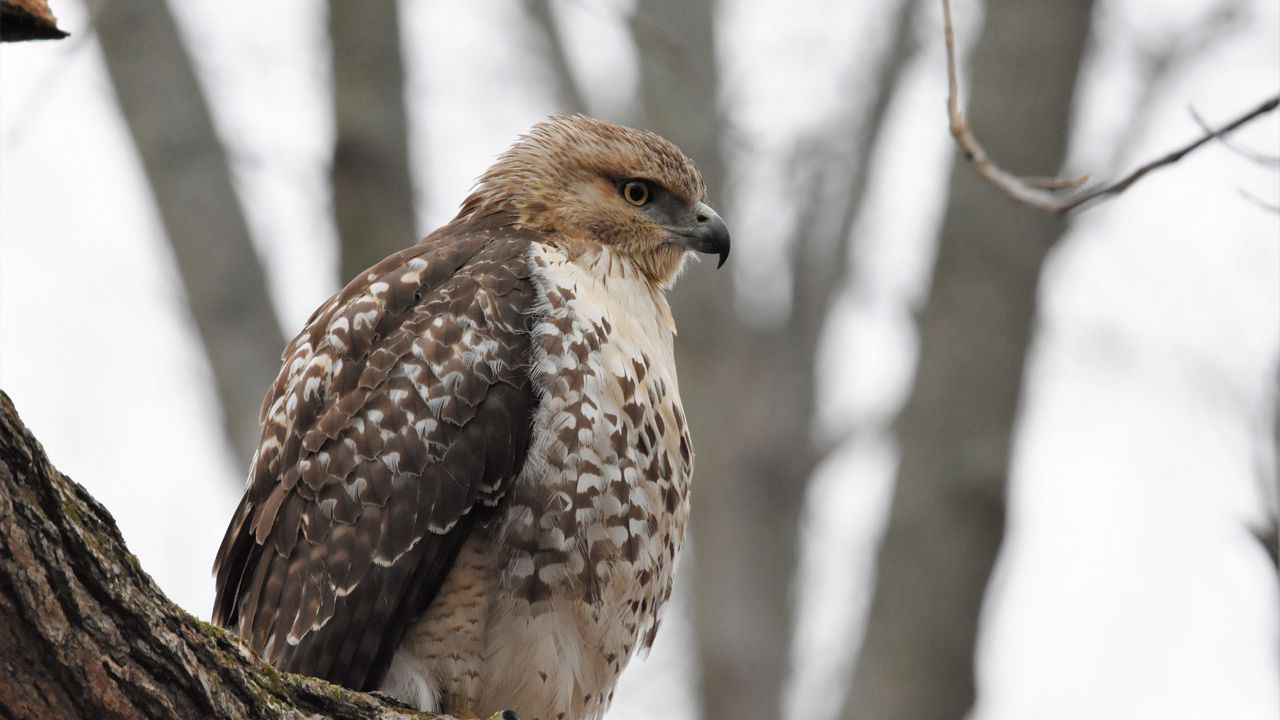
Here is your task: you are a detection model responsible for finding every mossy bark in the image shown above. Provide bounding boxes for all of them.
[0,391,440,720]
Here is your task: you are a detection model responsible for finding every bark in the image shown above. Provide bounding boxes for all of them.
[328,0,420,282]
[0,391,440,719]
[844,2,1095,719]
[96,0,284,468]
[629,1,917,718]
[1,0,66,41]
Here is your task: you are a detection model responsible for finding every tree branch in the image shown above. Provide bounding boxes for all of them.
[941,0,1279,214]
[1099,0,1248,180]
[1,0,68,41]
[0,391,440,720]
[1190,106,1280,168]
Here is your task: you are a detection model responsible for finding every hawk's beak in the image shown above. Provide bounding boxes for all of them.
[667,202,731,268]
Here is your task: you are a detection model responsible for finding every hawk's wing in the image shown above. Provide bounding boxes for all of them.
[213,213,537,691]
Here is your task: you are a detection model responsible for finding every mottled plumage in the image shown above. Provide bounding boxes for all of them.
[213,115,729,720]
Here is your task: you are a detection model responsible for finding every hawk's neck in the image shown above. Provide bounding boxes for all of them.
[528,241,678,346]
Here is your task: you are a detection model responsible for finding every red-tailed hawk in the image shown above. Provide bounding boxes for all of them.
[212,115,729,720]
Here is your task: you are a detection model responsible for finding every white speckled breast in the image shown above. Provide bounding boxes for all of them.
[385,241,694,720]
[483,242,693,719]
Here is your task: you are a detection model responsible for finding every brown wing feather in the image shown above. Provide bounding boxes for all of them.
[213,212,538,691]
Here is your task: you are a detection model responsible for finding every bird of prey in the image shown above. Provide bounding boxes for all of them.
[212,115,730,720]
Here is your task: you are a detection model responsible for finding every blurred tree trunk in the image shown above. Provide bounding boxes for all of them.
[843,2,1095,719]
[630,1,917,718]
[96,0,284,469]
[527,0,590,117]
[1259,375,1279,567]
[328,0,419,281]
[631,4,771,718]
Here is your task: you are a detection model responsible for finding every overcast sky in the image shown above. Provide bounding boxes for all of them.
[1,1,1276,719]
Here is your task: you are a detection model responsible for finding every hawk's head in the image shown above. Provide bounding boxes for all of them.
[463,115,730,286]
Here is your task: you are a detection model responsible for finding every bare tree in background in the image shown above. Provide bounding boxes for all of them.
[93,0,421,474]
[1258,373,1279,567]
[96,0,283,469]
[628,9,746,717]
[626,1,920,717]
[844,1,1095,718]
[527,0,592,119]
[328,0,419,281]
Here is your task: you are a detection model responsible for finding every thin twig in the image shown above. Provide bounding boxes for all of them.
[1101,0,1248,179]
[1190,107,1280,168]
[941,0,1280,214]
[1062,96,1280,211]
[1023,175,1089,190]
[1238,187,1280,214]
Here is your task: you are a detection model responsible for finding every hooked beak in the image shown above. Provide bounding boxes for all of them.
[666,202,731,268]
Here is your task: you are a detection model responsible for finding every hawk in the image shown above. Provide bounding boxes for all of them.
[212,115,729,720]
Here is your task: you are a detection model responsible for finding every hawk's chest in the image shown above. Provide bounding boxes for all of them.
[502,243,693,607]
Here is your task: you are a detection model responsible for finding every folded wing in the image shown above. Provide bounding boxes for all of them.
[213,214,537,691]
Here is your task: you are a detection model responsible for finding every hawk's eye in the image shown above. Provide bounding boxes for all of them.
[621,180,651,207]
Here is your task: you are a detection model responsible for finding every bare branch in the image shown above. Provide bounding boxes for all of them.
[1102,0,1248,178]
[1238,187,1280,214]
[1022,175,1089,190]
[1190,107,1280,168]
[1063,96,1279,210]
[2,0,107,150]
[1,0,68,41]
[942,0,1279,214]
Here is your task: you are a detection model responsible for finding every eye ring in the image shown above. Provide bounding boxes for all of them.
[621,180,650,207]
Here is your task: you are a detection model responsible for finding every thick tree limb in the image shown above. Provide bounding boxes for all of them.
[942,0,1279,214]
[0,391,439,720]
